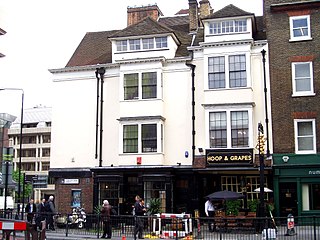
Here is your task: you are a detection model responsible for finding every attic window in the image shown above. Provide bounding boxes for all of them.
[116,36,168,52]
[209,19,247,35]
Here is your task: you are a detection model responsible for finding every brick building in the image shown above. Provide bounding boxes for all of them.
[264,0,320,217]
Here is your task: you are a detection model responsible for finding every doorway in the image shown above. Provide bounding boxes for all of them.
[279,182,297,217]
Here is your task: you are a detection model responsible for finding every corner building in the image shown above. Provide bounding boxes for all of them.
[49,1,272,215]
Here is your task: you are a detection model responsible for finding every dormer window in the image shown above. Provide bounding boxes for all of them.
[116,36,168,52]
[129,39,141,50]
[209,19,247,35]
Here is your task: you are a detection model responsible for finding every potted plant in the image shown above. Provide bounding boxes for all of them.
[226,200,241,216]
[247,199,258,213]
[148,198,162,215]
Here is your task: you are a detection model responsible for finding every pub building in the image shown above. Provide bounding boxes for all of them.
[192,149,272,216]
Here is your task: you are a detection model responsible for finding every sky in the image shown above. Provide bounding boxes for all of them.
[0,0,263,118]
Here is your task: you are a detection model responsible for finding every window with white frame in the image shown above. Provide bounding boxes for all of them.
[116,40,128,51]
[209,110,249,148]
[116,36,168,52]
[302,183,320,211]
[209,19,247,35]
[292,62,313,96]
[122,123,162,154]
[129,39,141,51]
[123,72,158,100]
[290,15,311,41]
[294,119,316,154]
[208,54,247,89]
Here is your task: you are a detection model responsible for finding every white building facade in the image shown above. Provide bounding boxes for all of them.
[49,1,271,214]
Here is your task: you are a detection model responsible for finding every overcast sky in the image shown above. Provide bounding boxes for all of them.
[0,0,263,117]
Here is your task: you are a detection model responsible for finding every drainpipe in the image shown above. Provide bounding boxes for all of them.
[95,67,106,167]
[186,63,196,163]
[95,70,100,159]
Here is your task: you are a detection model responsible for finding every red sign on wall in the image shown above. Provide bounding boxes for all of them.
[137,157,142,165]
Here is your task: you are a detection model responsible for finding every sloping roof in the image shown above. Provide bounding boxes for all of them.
[66,30,118,67]
[13,106,51,125]
[66,15,193,67]
[109,17,175,38]
[203,4,254,20]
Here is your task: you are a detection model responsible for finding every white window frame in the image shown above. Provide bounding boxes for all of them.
[289,15,312,42]
[116,36,168,52]
[207,53,249,90]
[209,19,247,35]
[205,107,253,149]
[291,62,314,96]
[120,121,163,154]
[294,119,316,154]
[121,70,162,101]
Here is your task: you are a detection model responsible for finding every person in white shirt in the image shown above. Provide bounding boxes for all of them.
[205,198,215,232]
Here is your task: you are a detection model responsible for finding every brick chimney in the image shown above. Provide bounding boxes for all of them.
[189,0,199,32]
[127,4,163,26]
[199,0,211,19]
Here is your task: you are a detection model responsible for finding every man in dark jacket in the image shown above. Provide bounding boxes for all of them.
[25,199,37,223]
[134,195,146,239]
[101,200,112,239]
[46,196,56,230]
[36,198,47,230]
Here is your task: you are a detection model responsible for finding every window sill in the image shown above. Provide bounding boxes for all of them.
[292,92,315,97]
[289,37,312,42]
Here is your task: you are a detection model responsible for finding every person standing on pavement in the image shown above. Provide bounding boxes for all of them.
[134,195,146,239]
[101,200,112,239]
[205,198,215,232]
[25,199,37,223]
[46,196,56,230]
[36,198,47,230]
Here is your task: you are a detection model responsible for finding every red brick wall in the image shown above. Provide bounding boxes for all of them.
[54,177,93,214]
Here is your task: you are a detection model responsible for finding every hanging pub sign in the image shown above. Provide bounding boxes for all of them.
[206,149,253,165]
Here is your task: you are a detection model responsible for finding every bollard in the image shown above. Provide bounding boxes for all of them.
[285,214,296,236]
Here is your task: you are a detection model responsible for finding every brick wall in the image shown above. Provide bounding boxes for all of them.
[265,0,320,153]
[55,177,93,214]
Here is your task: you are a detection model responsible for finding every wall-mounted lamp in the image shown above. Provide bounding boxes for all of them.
[177,162,181,166]
[282,156,289,163]
[111,164,113,167]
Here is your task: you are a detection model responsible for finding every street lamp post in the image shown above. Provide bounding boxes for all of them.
[0,88,24,219]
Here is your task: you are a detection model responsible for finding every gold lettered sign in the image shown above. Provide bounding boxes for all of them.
[206,149,253,165]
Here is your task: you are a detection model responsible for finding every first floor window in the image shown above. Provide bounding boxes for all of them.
[122,122,162,154]
[142,38,154,49]
[209,112,227,148]
[142,124,157,152]
[302,184,320,211]
[295,119,316,154]
[209,110,250,148]
[123,125,138,153]
[292,62,313,96]
[231,111,249,147]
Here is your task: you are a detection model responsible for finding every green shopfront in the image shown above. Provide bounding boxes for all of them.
[273,154,320,217]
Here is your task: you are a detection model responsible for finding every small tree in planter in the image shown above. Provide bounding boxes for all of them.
[148,198,162,215]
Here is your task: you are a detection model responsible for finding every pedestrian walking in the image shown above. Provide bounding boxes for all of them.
[100,200,112,239]
[205,198,215,232]
[134,195,146,239]
[25,199,37,223]
[46,196,56,230]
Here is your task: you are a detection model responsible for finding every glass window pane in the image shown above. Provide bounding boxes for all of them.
[142,124,157,152]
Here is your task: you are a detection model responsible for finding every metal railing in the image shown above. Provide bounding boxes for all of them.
[1,212,320,239]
